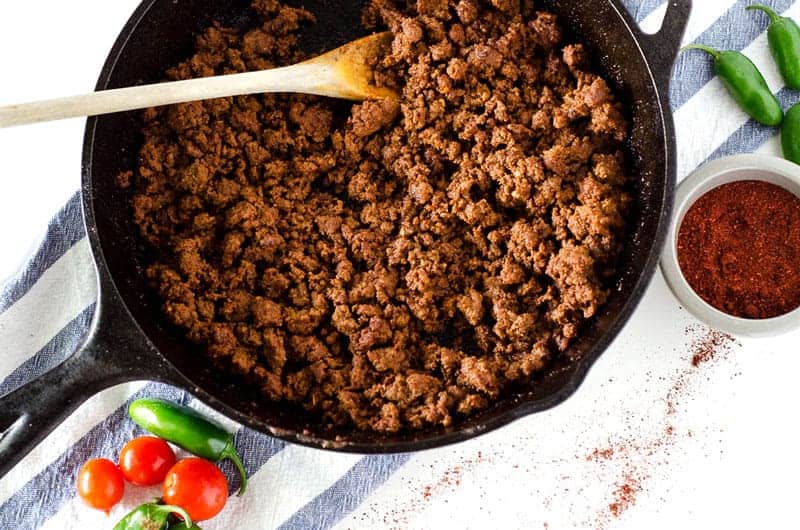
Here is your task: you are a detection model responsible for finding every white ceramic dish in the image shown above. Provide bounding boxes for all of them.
[660,154,800,337]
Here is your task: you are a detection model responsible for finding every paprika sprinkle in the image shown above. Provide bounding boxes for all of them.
[677,180,800,319]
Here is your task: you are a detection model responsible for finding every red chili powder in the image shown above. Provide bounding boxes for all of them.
[690,329,733,367]
[587,328,736,528]
[608,474,640,518]
[677,180,800,319]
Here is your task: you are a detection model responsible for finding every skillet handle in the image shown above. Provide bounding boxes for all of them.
[638,0,692,88]
[0,284,176,479]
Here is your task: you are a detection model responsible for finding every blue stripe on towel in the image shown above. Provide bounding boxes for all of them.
[621,0,665,23]
[0,304,94,396]
[706,88,800,162]
[670,0,794,111]
[277,454,414,530]
[0,192,83,316]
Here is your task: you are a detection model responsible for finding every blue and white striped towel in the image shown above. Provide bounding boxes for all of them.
[4,1,800,528]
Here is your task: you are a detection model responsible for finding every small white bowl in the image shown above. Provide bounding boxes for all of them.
[660,153,800,337]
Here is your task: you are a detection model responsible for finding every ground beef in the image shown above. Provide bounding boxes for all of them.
[124,0,631,433]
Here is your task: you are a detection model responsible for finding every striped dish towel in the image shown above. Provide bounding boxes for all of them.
[3,1,800,528]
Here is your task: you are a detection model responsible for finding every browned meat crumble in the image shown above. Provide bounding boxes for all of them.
[122,0,631,433]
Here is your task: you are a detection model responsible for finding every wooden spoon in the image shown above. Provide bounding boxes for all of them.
[0,32,395,129]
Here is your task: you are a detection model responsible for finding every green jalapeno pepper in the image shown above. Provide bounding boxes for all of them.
[128,398,247,495]
[747,4,800,89]
[781,103,800,164]
[682,44,783,126]
[113,503,192,530]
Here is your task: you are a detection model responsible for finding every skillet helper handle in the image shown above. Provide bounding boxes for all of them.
[0,289,174,479]
[639,0,692,88]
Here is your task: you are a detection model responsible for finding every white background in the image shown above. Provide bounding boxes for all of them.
[0,0,142,283]
[2,1,800,529]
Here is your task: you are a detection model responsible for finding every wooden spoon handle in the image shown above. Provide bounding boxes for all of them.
[0,62,339,128]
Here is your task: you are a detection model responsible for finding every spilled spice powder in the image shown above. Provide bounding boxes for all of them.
[379,452,489,527]
[363,328,737,529]
[585,327,737,528]
[691,329,734,367]
[608,473,640,518]
[586,447,614,462]
[669,328,736,414]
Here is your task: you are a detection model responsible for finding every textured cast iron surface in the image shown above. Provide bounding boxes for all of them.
[0,0,691,471]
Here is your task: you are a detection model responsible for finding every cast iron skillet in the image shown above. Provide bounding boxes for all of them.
[0,0,691,476]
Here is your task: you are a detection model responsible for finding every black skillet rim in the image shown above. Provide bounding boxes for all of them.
[81,0,677,453]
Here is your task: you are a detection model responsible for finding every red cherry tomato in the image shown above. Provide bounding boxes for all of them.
[76,458,124,512]
[118,436,176,486]
[163,457,228,521]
